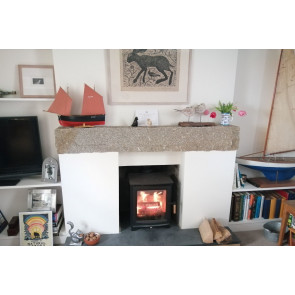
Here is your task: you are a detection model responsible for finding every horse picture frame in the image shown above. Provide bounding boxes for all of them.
[106,49,191,105]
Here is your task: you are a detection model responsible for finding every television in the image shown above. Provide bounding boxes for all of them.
[0,116,43,186]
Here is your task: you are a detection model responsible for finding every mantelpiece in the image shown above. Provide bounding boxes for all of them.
[55,125,240,154]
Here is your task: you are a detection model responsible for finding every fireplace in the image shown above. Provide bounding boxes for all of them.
[129,172,174,230]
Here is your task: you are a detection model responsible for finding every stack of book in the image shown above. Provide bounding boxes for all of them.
[229,189,295,222]
[232,163,245,190]
[52,204,64,236]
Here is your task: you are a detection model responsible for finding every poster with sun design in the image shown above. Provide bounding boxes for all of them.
[19,211,53,246]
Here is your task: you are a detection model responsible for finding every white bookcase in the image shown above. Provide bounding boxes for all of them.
[229,181,295,232]
[0,177,66,246]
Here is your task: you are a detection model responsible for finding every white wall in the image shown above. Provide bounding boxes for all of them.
[52,49,238,126]
[0,49,281,158]
[0,49,59,159]
[233,49,281,156]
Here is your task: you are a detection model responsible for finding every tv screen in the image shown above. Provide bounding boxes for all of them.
[0,116,43,185]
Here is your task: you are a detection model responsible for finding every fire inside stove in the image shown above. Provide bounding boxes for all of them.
[137,190,167,219]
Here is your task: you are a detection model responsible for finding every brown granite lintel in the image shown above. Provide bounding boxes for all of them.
[55,125,240,154]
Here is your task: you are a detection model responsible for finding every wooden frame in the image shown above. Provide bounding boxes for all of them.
[18,65,56,98]
[106,49,191,105]
[19,211,53,246]
[27,189,57,212]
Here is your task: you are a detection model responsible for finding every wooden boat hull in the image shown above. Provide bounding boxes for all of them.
[236,156,295,181]
[58,115,105,127]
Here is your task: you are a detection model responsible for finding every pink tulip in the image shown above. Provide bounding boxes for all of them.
[210,112,217,118]
[238,110,247,117]
[203,109,210,115]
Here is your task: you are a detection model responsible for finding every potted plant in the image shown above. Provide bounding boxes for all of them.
[210,101,247,126]
[215,101,237,116]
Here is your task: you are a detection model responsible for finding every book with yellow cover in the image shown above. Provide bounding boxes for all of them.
[269,195,277,219]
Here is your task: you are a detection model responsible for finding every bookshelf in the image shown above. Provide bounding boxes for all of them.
[0,175,66,246]
[230,180,295,232]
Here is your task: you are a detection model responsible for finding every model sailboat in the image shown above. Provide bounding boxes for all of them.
[236,49,295,181]
[47,84,105,127]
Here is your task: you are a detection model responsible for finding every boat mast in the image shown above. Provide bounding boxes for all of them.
[263,49,283,157]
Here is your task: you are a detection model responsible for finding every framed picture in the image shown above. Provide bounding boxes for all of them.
[42,157,58,183]
[27,189,57,212]
[18,65,56,98]
[19,211,53,246]
[106,49,191,105]
[0,210,8,233]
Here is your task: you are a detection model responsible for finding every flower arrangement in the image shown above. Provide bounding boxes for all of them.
[210,101,247,118]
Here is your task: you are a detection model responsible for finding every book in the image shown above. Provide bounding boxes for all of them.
[268,193,276,219]
[232,163,238,189]
[275,190,290,200]
[229,194,234,221]
[262,194,271,219]
[52,204,63,223]
[247,193,254,220]
[272,192,283,218]
[259,193,265,218]
[239,193,245,220]
[250,194,257,219]
[286,190,295,200]
[235,164,241,189]
[53,215,64,235]
[232,193,241,221]
[254,193,262,218]
[243,193,250,220]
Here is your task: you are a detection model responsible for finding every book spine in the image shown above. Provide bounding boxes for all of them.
[262,198,271,219]
[239,194,245,221]
[244,193,249,220]
[259,195,265,218]
[247,194,254,220]
[229,194,234,221]
[233,194,241,221]
[269,196,276,219]
[255,195,261,218]
[250,195,257,219]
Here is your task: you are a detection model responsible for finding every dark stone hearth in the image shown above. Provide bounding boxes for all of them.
[80,224,241,246]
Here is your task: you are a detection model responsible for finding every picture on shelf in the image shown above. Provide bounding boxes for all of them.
[42,157,58,183]
[27,189,57,212]
[19,211,53,246]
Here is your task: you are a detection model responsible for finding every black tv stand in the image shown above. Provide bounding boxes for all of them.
[0,179,20,186]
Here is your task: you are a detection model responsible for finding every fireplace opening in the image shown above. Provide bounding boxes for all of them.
[129,172,173,230]
[119,165,179,231]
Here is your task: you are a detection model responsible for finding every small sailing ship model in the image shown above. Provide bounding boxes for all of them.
[236,49,295,182]
[47,84,105,127]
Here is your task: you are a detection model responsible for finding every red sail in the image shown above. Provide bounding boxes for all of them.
[47,87,72,116]
[81,84,105,115]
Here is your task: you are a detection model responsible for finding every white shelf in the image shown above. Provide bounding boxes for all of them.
[0,97,54,102]
[232,181,295,192]
[0,223,67,246]
[0,175,61,190]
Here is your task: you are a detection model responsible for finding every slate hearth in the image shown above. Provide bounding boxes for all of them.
[80,224,241,246]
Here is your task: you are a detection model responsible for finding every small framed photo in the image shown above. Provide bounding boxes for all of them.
[18,65,56,98]
[19,211,53,246]
[28,189,57,212]
[42,157,58,183]
[0,210,8,233]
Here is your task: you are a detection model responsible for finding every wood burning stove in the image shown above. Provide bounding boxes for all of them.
[129,173,173,230]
